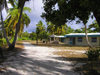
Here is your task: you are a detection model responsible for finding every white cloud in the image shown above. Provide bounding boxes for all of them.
[25,0,44,18]
[24,0,45,32]
[67,20,84,29]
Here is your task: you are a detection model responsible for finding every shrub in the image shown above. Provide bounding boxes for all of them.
[86,49,100,61]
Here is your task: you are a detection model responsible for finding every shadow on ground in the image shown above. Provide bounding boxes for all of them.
[0,43,88,75]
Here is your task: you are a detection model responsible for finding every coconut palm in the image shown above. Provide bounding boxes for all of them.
[0,0,11,46]
[0,0,8,58]
[36,21,45,44]
[47,22,68,35]
[47,22,56,35]
[0,0,30,49]
[5,1,31,37]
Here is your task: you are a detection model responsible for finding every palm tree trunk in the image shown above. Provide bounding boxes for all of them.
[84,24,93,48]
[8,1,26,50]
[0,10,10,46]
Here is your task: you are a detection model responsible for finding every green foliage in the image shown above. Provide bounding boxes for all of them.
[86,49,100,61]
[36,21,46,40]
[5,1,31,37]
[66,26,74,34]
[17,32,37,41]
[47,22,69,35]
[47,22,56,35]
[85,48,100,75]
[0,37,14,46]
[74,26,97,33]
[23,7,31,12]
[88,21,100,32]
[18,37,30,40]
[41,31,49,40]
[29,32,36,40]
[74,29,83,33]
[42,0,100,29]
[0,38,7,46]
[21,32,30,37]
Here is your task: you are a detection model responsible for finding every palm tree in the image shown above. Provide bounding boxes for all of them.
[0,0,8,58]
[47,22,67,35]
[47,22,56,35]
[36,21,45,44]
[0,0,11,46]
[8,0,30,49]
[56,24,67,35]
[5,1,31,38]
[0,0,30,49]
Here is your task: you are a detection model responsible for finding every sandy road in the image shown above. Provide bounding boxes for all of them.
[0,42,85,75]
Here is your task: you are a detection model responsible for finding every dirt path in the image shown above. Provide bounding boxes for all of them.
[0,42,85,75]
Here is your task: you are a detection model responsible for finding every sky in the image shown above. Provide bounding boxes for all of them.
[2,0,95,33]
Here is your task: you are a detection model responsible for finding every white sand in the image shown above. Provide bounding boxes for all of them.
[0,42,85,75]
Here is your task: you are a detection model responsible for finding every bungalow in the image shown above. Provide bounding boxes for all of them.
[64,33,100,46]
[50,35,65,43]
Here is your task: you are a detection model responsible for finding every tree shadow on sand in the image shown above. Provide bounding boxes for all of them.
[1,44,100,75]
[0,47,82,75]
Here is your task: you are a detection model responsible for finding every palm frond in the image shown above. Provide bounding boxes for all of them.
[23,7,31,12]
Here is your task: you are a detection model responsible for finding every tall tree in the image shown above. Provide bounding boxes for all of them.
[42,0,99,47]
[47,22,56,35]
[9,0,30,49]
[29,32,36,40]
[0,0,8,58]
[0,0,30,50]
[5,1,31,38]
[0,0,11,46]
[42,0,100,30]
[36,21,45,44]
[47,22,68,35]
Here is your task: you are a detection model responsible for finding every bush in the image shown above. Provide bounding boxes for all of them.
[18,37,30,41]
[86,49,100,61]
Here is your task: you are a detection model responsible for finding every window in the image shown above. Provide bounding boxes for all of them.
[91,37,97,42]
[78,37,82,42]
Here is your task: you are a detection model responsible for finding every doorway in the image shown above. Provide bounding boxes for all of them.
[69,37,76,45]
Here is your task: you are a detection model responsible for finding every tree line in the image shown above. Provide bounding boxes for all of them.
[0,0,100,50]
[14,20,99,45]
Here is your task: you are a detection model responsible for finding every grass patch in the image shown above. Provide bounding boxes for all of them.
[53,46,89,50]
[54,51,87,58]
